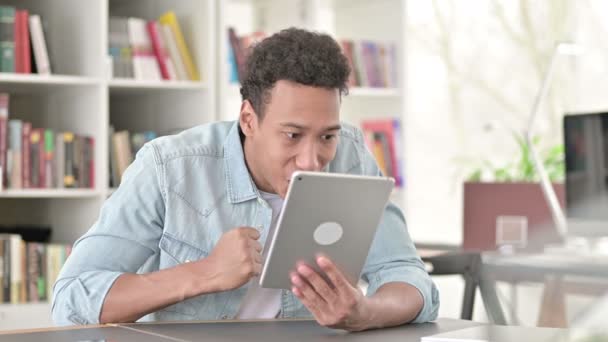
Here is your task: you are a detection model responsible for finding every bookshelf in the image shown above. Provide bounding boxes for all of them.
[217,0,407,207]
[0,0,215,330]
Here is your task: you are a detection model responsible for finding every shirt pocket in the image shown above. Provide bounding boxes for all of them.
[157,232,210,317]
[159,231,209,265]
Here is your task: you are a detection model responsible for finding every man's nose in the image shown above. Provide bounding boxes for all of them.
[295,143,322,171]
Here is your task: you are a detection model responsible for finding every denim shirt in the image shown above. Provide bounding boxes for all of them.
[51,121,439,326]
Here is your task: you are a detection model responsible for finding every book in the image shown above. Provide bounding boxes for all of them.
[339,40,358,87]
[54,131,64,188]
[159,11,199,81]
[63,132,74,188]
[147,20,175,80]
[29,14,51,75]
[160,23,187,81]
[44,129,53,189]
[361,119,404,187]
[0,238,4,302]
[29,128,43,188]
[86,137,94,188]
[0,6,15,72]
[227,28,244,83]
[1,237,9,302]
[127,17,161,80]
[108,17,133,78]
[8,119,22,189]
[112,130,133,183]
[9,235,21,304]
[226,37,239,84]
[21,122,31,188]
[0,93,7,188]
[14,9,30,74]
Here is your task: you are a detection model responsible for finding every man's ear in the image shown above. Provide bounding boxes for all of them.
[239,100,258,137]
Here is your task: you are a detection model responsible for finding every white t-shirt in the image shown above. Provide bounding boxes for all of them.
[235,191,284,319]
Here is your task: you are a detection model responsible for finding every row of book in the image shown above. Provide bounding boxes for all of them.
[109,11,199,81]
[361,118,404,187]
[0,234,71,304]
[226,28,267,84]
[0,6,51,74]
[110,128,158,187]
[0,93,95,190]
[340,40,398,88]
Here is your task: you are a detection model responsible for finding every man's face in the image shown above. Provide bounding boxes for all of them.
[240,80,341,198]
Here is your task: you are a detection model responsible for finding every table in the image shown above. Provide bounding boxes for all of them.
[481,252,608,327]
[0,318,482,341]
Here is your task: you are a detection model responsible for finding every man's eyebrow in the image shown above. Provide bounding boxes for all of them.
[279,123,341,131]
[324,124,342,131]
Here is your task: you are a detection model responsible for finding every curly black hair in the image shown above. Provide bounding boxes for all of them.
[240,27,350,119]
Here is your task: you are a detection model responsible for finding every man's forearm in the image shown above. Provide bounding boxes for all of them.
[100,258,220,324]
[361,282,424,330]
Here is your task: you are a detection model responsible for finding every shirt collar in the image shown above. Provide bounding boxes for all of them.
[223,122,260,204]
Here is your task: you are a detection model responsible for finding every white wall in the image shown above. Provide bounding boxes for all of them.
[404,0,608,245]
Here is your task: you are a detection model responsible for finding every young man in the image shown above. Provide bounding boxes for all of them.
[52,28,439,331]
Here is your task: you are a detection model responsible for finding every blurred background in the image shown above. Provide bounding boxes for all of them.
[0,0,606,334]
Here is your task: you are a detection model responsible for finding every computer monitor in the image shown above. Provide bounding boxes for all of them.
[563,112,608,236]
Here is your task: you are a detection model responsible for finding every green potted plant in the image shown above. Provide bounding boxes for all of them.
[462,133,566,251]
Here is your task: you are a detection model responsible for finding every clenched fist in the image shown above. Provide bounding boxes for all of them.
[204,227,263,292]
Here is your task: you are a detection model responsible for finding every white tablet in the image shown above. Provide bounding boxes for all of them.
[259,171,394,289]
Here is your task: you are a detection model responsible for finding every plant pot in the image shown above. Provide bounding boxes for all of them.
[463,181,565,252]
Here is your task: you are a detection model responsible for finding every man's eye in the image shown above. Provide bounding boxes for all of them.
[285,132,300,140]
[322,134,336,141]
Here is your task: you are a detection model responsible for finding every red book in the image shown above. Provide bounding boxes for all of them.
[146,21,170,80]
[361,119,403,187]
[14,10,30,74]
[88,137,94,188]
[22,122,31,188]
[340,40,358,87]
[13,10,22,73]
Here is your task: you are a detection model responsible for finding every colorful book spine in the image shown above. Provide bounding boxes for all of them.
[0,6,15,72]
[54,132,64,188]
[161,24,186,81]
[87,137,94,188]
[147,20,174,80]
[63,132,74,188]
[0,93,7,188]
[361,119,404,187]
[9,235,21,304]
[127,17,160,80]
[21,122,31,188]
[29,128,43,188]
[8,119,22,189]
[2,238,9,302]
[0,238,4,302]
[44,129,53,189]
[159,11,199,81]
[29,14,51,75]
[14,9,30,74]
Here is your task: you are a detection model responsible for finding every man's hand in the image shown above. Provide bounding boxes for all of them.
[290,255,372,332]
[204,227,263,292]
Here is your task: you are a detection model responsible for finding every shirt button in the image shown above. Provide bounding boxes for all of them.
[184,259,191,263]
[257,225,263,231]
[221,315,228,320]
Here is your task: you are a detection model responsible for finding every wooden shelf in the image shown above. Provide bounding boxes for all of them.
[0,74,101,93]
[109,79,207,94]
[0,189,101,199]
